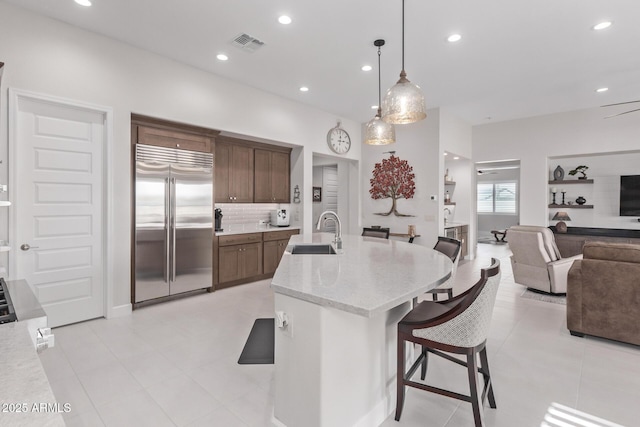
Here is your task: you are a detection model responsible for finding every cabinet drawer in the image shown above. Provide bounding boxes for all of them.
[262,229,299,242]
[218,233,262,246]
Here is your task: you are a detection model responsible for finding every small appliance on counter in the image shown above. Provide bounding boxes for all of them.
[215,208,223,232]
[271,208,290,227]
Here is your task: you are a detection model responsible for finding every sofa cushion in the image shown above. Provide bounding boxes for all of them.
[583,241,640,264]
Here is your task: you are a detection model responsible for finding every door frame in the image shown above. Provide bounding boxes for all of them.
[7,88,117,319]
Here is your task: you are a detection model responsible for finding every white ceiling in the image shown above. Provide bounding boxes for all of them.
[6,0,640,125]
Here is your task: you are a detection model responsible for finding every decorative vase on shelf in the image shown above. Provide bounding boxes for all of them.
[553,166,564,181]
[575,196,586,205]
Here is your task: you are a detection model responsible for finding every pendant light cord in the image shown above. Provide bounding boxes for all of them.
[377,47,382,107]
[401,0,405,71]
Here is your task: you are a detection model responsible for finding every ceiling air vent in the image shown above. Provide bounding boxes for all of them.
[230,33,265,53]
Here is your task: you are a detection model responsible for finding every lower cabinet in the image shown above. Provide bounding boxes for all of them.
[216,229,299,288]
[218,243,263,283]
[444,225,469,259]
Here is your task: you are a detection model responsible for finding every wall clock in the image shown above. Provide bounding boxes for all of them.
[327,121,351,154]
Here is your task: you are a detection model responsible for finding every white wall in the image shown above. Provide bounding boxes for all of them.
[0,3,362,310]
[473,107,640,227]
[361,110,442,247]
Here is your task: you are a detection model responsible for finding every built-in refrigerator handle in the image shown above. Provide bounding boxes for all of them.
[164,177,170,284]
[171,177,177,282]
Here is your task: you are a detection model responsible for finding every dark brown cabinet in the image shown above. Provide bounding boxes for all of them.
[215,142,254,203]
[218,233,263,283]
[254,149,290,203]
[263,229,299,275]
[215,137,291,203]
[131,114,218,153]
[215,229,299,288]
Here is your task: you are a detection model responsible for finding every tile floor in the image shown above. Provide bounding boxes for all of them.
[40,243,640,427]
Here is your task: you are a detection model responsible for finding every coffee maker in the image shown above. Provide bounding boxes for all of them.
[214,208,223,231]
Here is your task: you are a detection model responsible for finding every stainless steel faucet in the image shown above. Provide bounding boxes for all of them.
[316,210,342,249]
[443,207,452,225]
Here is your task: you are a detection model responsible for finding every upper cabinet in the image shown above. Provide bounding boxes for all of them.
[131,114,218,153]
[254,149,290,203]
[215,141,254,203]
[215,137,291,204]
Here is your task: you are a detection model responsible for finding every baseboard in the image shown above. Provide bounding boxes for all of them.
[108,303,132,319]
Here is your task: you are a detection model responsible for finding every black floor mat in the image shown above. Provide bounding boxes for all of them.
[238,318,274,364]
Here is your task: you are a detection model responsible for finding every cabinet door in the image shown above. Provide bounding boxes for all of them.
[241,242,263,279]
[138,125,211,152]
[263,240,280,275]
[230,145,254,202]
[215,143,231,203]
[254,149,290,203]
[271,151,290,202]
[254,149,272,203]
[219,245,242,283]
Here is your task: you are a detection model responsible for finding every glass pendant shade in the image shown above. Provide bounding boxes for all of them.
[382,70,426,124]
[364,109,396,145]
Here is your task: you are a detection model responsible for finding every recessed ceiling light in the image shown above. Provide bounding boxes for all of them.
[453,156,460,160]
[75,0,91,6]
[593,21,612,30]
[371,105,378,110]
[278,15,292,25]
[216,54,228,61]
[447,34,462,43]
[299,86,309,92]
[596,87,609,93]
[444,152,448,156]
[361,65,373,72]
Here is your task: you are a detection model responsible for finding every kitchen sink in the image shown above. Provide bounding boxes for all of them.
[289,244,337,255]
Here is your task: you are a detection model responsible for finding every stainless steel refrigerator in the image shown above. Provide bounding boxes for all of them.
[134,144,213,304]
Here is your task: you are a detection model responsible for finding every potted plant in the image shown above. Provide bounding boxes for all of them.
[568,165,589,180]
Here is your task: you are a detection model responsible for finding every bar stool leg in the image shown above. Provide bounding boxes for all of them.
[467,350,486,427]
[480,347,496,408]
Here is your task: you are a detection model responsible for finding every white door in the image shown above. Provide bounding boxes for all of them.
[12,92,106,327]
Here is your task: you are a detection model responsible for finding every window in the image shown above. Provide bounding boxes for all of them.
[477,181,517,214]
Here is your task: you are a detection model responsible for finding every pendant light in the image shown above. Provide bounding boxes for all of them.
[381,0,426,124]
[364,39,396,145]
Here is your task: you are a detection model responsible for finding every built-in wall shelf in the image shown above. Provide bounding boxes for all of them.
[548,204,593,209]
[445,181,456,185]
[444,202,456,206]
[0,201,11,207]
[548,179,594,184]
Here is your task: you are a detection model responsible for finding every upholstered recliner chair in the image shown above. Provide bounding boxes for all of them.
[567,241,640,346]
[508,225,582,294]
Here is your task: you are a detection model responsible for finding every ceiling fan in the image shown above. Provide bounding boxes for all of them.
[602,100,640,118]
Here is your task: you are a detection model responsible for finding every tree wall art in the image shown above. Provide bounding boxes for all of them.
[369,154,416,216]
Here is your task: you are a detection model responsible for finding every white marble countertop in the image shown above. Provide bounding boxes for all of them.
[444,222,468,228]
[215,223,300,236]
[0,321,65,427]
[271,233,453,317]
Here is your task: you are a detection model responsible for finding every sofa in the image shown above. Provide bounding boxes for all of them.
[508,225,582,294]
[567,241,640,346]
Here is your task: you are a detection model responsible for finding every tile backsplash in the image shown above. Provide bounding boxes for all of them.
[216,203,279,225]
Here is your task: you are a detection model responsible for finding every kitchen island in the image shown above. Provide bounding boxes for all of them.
[271,233,453,427]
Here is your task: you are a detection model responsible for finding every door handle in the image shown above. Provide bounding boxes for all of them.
[20,243,39,251]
